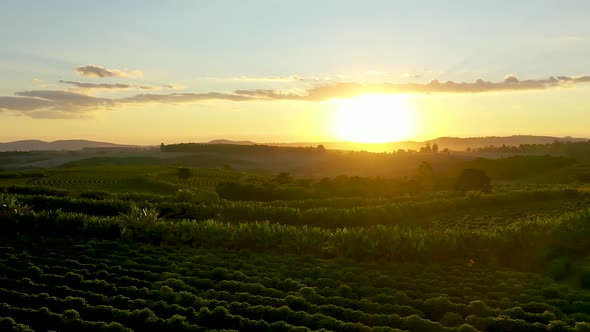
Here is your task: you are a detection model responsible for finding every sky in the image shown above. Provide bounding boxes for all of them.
[1,0,590,144]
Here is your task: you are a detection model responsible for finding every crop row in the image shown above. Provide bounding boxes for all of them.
[2,237,590,331]
[3,237,589,313]
[7,189,589,230]
[3,201,590,272]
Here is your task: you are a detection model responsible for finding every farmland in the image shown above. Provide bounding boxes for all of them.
[1,151,590,331]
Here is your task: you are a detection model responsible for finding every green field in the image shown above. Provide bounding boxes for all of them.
[2,160,590,331]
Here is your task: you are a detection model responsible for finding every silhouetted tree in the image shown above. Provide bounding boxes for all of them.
[454,168,491,193]
[420,143,432,153]
[274,172,293,184]
[417,161,435,191]
[432,143,439,153]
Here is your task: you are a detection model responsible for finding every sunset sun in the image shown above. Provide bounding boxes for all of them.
[332,94,414,143]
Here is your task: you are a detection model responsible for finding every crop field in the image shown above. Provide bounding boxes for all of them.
[2,235,590,332]
[0,166,244,194]
[2,164,590,331]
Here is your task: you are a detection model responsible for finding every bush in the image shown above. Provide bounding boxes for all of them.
[177,167,192,179]
[457,324,478,332]
[440,312,464,327]
[581,263,590,289]
[548,256,571,280]
[454,169,492,193]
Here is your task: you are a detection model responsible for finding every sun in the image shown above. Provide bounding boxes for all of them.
[331,94,414,143]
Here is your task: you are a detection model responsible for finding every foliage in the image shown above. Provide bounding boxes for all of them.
[1,235,590,331]
[454,169,492,193]
[177,167,192,179]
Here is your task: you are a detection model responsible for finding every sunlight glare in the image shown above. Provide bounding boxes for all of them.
[332,94,414,143]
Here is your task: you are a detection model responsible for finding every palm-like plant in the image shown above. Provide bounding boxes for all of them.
[0,194,31,220]
[119,204,160,240]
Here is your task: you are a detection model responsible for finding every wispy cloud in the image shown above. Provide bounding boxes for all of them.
[75,65,143,78]
[162,84,185,90]
[59,80,132,90]
[31,78,43,84]
[2,74,590,119]
[233,75,590,101]
[560,36,585,43]
[402,72,422,79]
[0,96,54,111]
[119,92,253,103]
[232,75,304,82]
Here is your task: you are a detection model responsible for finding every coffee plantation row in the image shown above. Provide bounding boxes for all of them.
[2,185,589,230]
[1,236,590,331]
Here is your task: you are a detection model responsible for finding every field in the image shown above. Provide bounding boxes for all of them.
[2,155,590,331]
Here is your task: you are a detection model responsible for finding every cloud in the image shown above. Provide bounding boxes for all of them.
[59,80,132,89]
[162,84,185,90]
[0,96,54,111]
[233,75,590,101]
[403,73,422,79]
[75,65,143,78]
[232,75,304,82]
[2,74,590,118]
[119,92,253,104]
[14,90,114,112]
[560,36,585,43]
[31,78,43,84]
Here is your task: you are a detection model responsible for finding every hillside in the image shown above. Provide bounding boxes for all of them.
[0,139,139,152]
[206,135,589,152]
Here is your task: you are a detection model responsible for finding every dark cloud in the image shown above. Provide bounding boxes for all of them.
[75,65,143,78]
[0,96,54,111]
[59,80,132,89]
[14,90,114,112]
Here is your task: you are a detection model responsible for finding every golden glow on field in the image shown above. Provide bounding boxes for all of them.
[332,94,414,143]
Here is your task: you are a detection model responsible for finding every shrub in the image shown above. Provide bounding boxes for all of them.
[285,295,307,311]
[548,256,570,280]
[581,263,590,289]
[454,169,492,193]
[440,312,464,327]
[457,324,478,332]
[177,167,192,179]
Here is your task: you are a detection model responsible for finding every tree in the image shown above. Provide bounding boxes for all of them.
[177,167,192,179]
[316,144,326,151]
[274,172,293,184]
[454,168,491,193]
[417,161,435,191]
[432,143,439,153]
[420,143,432,153]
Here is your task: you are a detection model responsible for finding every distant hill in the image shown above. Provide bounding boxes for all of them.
[0,140,139,152]
[205,135,589,152]
[208,139,257,145]
[2,135,587,152]
[424,136,589,151]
